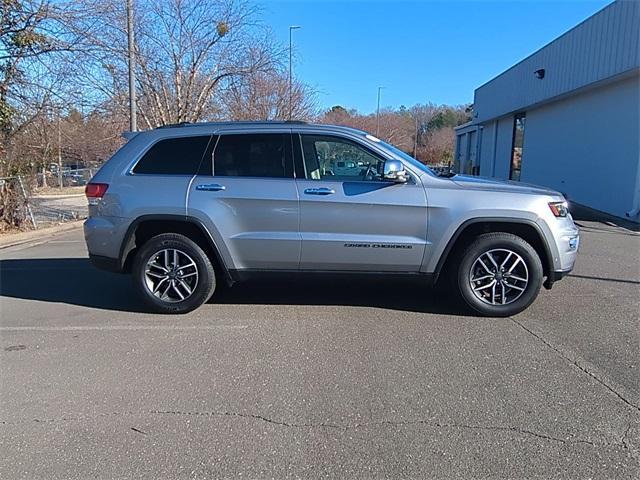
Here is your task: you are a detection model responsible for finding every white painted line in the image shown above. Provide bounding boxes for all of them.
[0,325,248,332]
[48,240,83,244]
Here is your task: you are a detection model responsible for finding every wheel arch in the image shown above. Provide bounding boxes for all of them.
[434,218,555,288]
[119,215,232,284]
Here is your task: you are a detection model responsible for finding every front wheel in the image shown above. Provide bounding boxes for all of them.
[132,233,216,314]
[456,233,543,317]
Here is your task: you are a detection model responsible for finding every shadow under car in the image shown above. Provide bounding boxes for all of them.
[0,257,470,315]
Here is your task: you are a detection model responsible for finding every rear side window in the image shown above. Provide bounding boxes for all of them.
[214,134,292,178]
[133,135,214,175]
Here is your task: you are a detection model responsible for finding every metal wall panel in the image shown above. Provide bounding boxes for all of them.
[474,0,640,123]
[520,75,639,218]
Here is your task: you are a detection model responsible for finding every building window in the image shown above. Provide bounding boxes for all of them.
[510,113,526,181]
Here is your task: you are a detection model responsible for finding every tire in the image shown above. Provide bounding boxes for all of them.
[456,233,543,317]
[132,233,216,314]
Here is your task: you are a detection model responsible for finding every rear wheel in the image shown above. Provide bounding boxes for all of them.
[132,233,216,314]
[456,233,543,317]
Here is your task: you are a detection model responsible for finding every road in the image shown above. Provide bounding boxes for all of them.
[0,221,639,478]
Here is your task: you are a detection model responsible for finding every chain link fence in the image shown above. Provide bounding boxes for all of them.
[0,169,92,232]
[33,167,96,189]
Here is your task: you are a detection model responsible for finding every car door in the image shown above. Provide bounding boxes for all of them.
[294,133,428,272]
[187,131,300,271]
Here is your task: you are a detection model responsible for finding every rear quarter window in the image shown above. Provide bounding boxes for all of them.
[133,135,215,175]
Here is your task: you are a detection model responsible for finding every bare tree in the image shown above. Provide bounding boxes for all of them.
[320,106,414,151]
[223,68,316,121]
[67,0,281,128]
[0,0,85,229]
[417,127,456,165]
[320,103,468,165]
[1,0,85,172]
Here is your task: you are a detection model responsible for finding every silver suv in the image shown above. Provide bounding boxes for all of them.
[84,121,579,316]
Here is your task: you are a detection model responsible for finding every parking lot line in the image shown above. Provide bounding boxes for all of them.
[0,325,248,331]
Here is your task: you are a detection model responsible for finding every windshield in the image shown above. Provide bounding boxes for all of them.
[366,136,435,176]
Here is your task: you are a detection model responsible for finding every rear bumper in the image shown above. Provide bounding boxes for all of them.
[89,254,122,273]
[84,216,129,259]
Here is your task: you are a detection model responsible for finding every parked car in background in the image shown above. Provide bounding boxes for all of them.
[63,172,87,186]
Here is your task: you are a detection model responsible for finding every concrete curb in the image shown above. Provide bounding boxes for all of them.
[0,221,84,249]
[32,194,86,200]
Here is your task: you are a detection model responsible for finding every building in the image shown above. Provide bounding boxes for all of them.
[455,0,639,221]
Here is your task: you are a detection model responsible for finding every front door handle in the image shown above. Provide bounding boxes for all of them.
[196,183,226,192]
[304,187,335,195]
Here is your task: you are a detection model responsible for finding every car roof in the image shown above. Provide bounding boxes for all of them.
[124,121,370,139]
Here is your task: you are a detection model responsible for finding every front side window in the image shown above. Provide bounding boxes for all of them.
[510,113,526,181]
[300,134,385,182]
[214,134,291,178]
[133,135,214,175]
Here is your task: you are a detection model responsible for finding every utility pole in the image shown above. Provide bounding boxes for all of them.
[288,25,301,121]
[376,86,384,137]
[413,114,418,158]
[57,106,62,188]
[126,0,137,131]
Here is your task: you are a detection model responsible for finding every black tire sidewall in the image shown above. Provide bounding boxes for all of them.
[133,234,216,314]
[457,234,543,317]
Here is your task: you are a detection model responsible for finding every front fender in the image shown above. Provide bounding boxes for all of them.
[424,211,560,276]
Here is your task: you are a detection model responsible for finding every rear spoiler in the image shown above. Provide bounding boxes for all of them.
[122,131,140,140]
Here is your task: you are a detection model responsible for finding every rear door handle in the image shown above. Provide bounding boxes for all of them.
[304,187,335,195]
[196,183,226,192]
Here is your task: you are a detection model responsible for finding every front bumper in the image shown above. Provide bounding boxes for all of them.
[544,268,572,289]
[544,227,579,289]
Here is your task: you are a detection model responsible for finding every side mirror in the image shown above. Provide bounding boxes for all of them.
[383,160,408,183]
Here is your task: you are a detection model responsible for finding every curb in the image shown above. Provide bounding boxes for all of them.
[32,194,87,200]
[0,221,84,249]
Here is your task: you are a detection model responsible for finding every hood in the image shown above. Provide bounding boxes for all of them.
[451,174,562,197]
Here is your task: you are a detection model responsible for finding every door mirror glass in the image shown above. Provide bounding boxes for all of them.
[383,160,408,183]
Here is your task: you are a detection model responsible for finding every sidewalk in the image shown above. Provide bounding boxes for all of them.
[0,221,84,249]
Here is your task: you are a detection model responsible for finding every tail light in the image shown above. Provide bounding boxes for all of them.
[85,183,109,205]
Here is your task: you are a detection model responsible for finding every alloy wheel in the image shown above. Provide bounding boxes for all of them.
[468,248,529,306]
[144,248,199,303]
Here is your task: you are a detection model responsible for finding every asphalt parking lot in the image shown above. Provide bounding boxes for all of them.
[1,221,639,479]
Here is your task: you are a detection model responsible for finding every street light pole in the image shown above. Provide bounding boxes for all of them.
[376,86,384,136]
[288,25,301,121]
[126,0,137,131]
[413,114,418,158]
[57,107,62,188]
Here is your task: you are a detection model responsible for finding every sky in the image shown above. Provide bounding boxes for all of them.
[256,0,612,114]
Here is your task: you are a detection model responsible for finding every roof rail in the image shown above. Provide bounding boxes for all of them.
[156,122,191,129]
[154,120,308,129]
